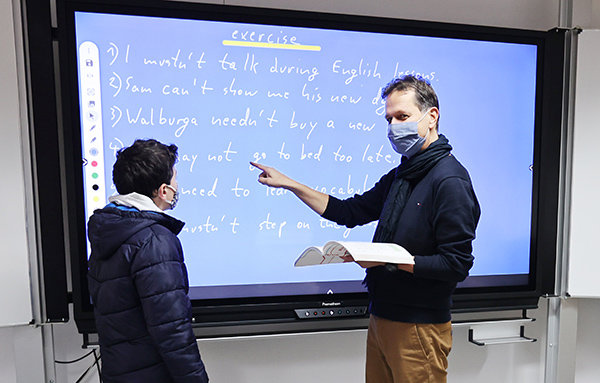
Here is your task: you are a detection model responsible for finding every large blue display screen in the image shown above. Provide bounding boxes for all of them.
[74,11,536,298]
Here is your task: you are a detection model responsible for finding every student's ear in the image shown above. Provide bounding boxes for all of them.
[156,183,169,201]
[151,183,169,210]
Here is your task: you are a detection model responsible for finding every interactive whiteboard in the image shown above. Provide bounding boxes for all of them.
[74,11,537,300]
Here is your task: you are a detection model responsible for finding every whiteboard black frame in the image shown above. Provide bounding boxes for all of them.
[21,0,70,323]
[46,0,564,336]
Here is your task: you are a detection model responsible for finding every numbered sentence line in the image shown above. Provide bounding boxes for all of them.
[222,40,321,51]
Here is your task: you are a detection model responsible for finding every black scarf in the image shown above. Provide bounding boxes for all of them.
[372,134,452,243]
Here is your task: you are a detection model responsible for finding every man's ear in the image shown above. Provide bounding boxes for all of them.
[428,107,439,130]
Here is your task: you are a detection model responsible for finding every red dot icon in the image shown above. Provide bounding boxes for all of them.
[91,161,98,167]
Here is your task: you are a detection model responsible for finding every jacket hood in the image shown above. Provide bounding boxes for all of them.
[87,206,185,261]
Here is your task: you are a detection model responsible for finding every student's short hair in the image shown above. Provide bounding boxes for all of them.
[382,75,440,118]
[112,139,178,198]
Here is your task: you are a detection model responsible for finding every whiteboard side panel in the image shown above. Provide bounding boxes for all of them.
[567,30,600,298]
[0,0,33,326]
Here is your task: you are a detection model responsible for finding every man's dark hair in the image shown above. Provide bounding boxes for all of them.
[113,139,178,198]
[382,75,440,128]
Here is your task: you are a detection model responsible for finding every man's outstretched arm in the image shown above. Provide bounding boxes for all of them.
[250,161,329,215]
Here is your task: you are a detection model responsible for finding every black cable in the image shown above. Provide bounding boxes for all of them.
[55,348,103,383]
[74,360,97,383]
[55,349,96,364]
[92,349,102,383]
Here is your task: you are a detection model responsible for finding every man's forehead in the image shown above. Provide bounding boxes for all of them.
[385,89,419,110]
[388,88,417,101]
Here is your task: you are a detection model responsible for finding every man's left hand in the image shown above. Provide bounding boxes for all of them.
[356,261,414,273]
[356,261,385,269]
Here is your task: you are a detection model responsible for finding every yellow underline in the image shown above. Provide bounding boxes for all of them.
[222,40,321,51]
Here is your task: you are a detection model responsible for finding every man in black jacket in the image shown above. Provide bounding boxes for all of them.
[251,75,480,383]
[87,139,208,383]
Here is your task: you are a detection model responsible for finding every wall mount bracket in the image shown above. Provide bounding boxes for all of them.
[454,310,537,346]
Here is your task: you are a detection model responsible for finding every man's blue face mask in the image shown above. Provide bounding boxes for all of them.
[387,108,432,159]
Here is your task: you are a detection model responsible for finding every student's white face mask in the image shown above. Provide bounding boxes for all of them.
[166,184,179,209]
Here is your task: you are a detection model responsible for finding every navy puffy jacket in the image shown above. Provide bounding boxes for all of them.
[87,205,208,383]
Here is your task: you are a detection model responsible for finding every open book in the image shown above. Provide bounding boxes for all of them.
[294,241,414,267]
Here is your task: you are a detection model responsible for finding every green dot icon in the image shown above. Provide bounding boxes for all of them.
[92,172,99,179]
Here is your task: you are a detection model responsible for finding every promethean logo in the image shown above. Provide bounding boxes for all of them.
[321,302,341,307]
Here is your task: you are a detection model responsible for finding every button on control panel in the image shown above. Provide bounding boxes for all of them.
[294,306,367,319]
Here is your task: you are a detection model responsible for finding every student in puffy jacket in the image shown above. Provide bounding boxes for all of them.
[87,138,208,383]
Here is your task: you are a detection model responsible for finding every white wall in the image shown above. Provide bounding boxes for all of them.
[51,305,549,383]
[0,329,18,383]
[573,0,600,28]
[224,0,560,30]
[4,0,600,383]
[574,299,600,382]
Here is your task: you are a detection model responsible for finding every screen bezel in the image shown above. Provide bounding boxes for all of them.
[55,0,562,336]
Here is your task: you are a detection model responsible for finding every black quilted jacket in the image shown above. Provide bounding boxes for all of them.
[87,204,208,383]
